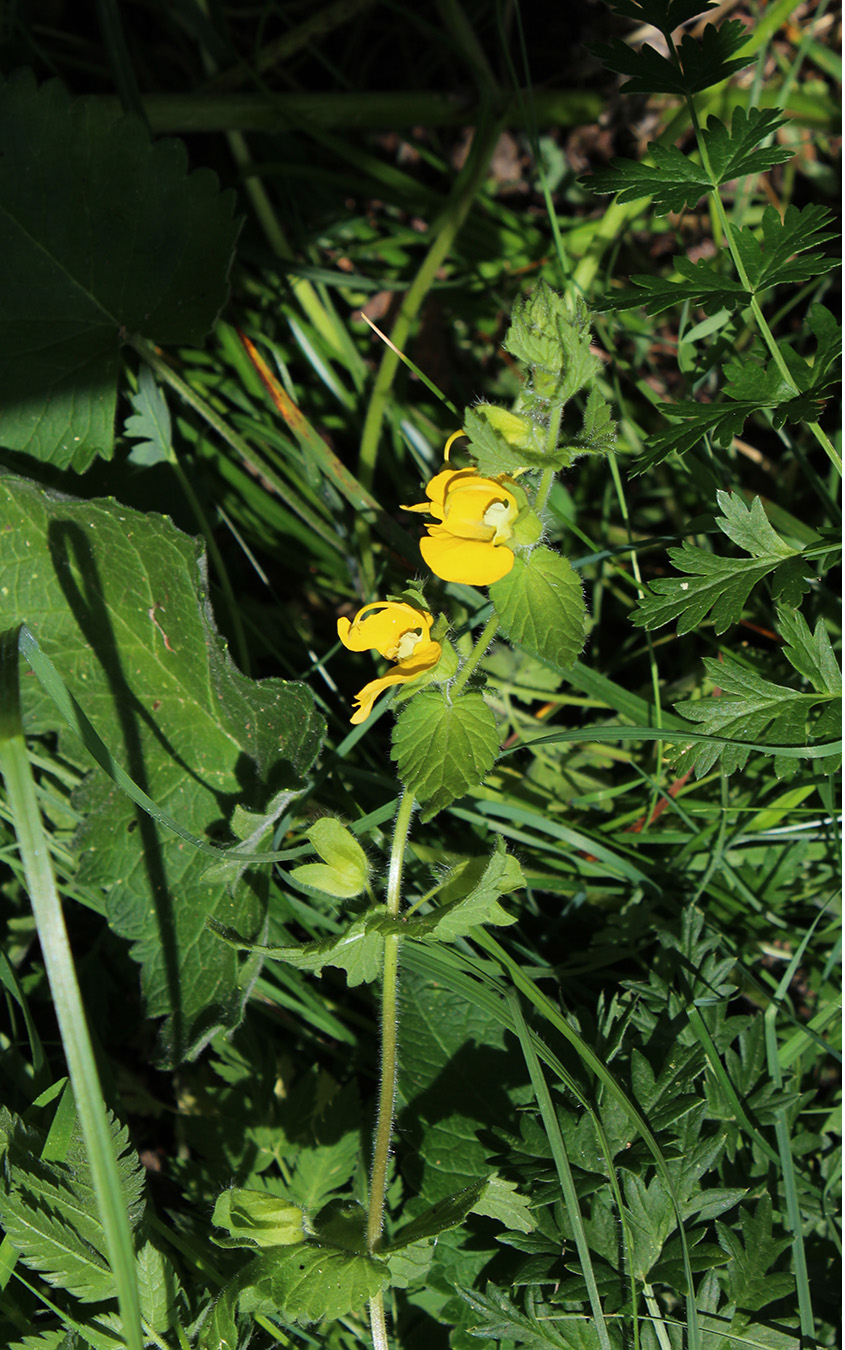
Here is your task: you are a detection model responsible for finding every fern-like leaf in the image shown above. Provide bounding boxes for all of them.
[632,492,811,634]
[0,1105,145,1305]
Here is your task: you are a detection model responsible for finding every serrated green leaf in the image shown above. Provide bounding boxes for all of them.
[732,204,839,292]
[135,1240,182,1329]
[0,72,239,470]
[0,1108,144,1305]
[703,107,792,184]
[464,404,560,476]
[633,493,803,634]
[471,1175,535,1234]
[391,687,499,821]
[208,912,385,986]
[778,606,842,694]
[609,0,721,34]
[584,142,711,213]
[124,367,173,467]
[398,967,532,1206]
[622,1173,676,1281]
[404,839,523,941]
[241,1241,390,1324]
[673,656,828,777]
[715,1194,793,1311]
[385,1237,434,1289]
[601,260,749,315]
[490,547,587,673]
[591,22,748,98]
[0,475,324,1063]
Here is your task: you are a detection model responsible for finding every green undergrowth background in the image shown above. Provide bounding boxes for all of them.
[0,3,840,1350]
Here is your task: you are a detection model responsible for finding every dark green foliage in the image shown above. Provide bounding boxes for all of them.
[0,1,838,1349]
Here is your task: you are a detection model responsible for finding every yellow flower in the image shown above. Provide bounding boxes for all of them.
[403,466,519,585]
[337,601,441,724]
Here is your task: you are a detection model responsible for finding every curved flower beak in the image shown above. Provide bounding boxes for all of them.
[403,467,519,585]
[337,601,441,723]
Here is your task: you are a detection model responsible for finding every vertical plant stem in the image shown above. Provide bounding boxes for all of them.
[452,611,500,696]
[367,788,415,1349]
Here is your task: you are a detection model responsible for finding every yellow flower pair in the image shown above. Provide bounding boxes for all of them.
[337,440,520,722]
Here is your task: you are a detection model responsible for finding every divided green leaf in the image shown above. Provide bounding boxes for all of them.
[591,21,749,98]
[490,547,587,673]
[391,687,500,821]
[632,492,808,633]
[124,367,173,467]
[0,72,239,470]
[0,1104,145,1304]
[672,655,836,778]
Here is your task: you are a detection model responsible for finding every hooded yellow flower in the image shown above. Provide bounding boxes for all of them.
[403,466,519,585]
[337,601,441,724]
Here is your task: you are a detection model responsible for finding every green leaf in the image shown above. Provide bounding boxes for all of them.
[632,493,804,634]
[778,605,842,694]
[0,475,324,1063]
[290,817,371,899]
[0,1106,144,1304]
[135,1239,182,1330]
[672,656,829,778]
[464,403,564,475]
[389,1180,487,1247]
[506,288,602,402]
[403,838,523,941]
[632,357,801,472]
[622,1174,676,1281]
[490,547,587,674]
[471,1175,535,1234]
[585,143,711,213]
[715,1194,793,1311]
[0,72,239,470]
[240,1241,390,1324]
[398,966,532,1205]
[389,1174,533,1250]
[608,0,721,36]
[591,21,749,97]
[208,912,386,987]
[385,1238,434,1289]
[212,1188,306,1248]
[124,367,173,467]
[703,107,792,184]
[391,687,500,821]
[732,203,839,291]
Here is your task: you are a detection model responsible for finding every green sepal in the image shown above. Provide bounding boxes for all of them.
[211,1188,306,1249]
[490,547,588,674]
[290,817,370,899]
[391,687,499,821]
[511,508,544,548]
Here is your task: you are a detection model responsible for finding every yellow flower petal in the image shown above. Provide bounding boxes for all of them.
[402,465,519,585]
[421,529,514,584]
[338,601,434,660]
[349,642,442,723]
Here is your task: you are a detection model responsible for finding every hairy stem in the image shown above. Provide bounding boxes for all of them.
[452,611,500,696]
[367,788,415,1349]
